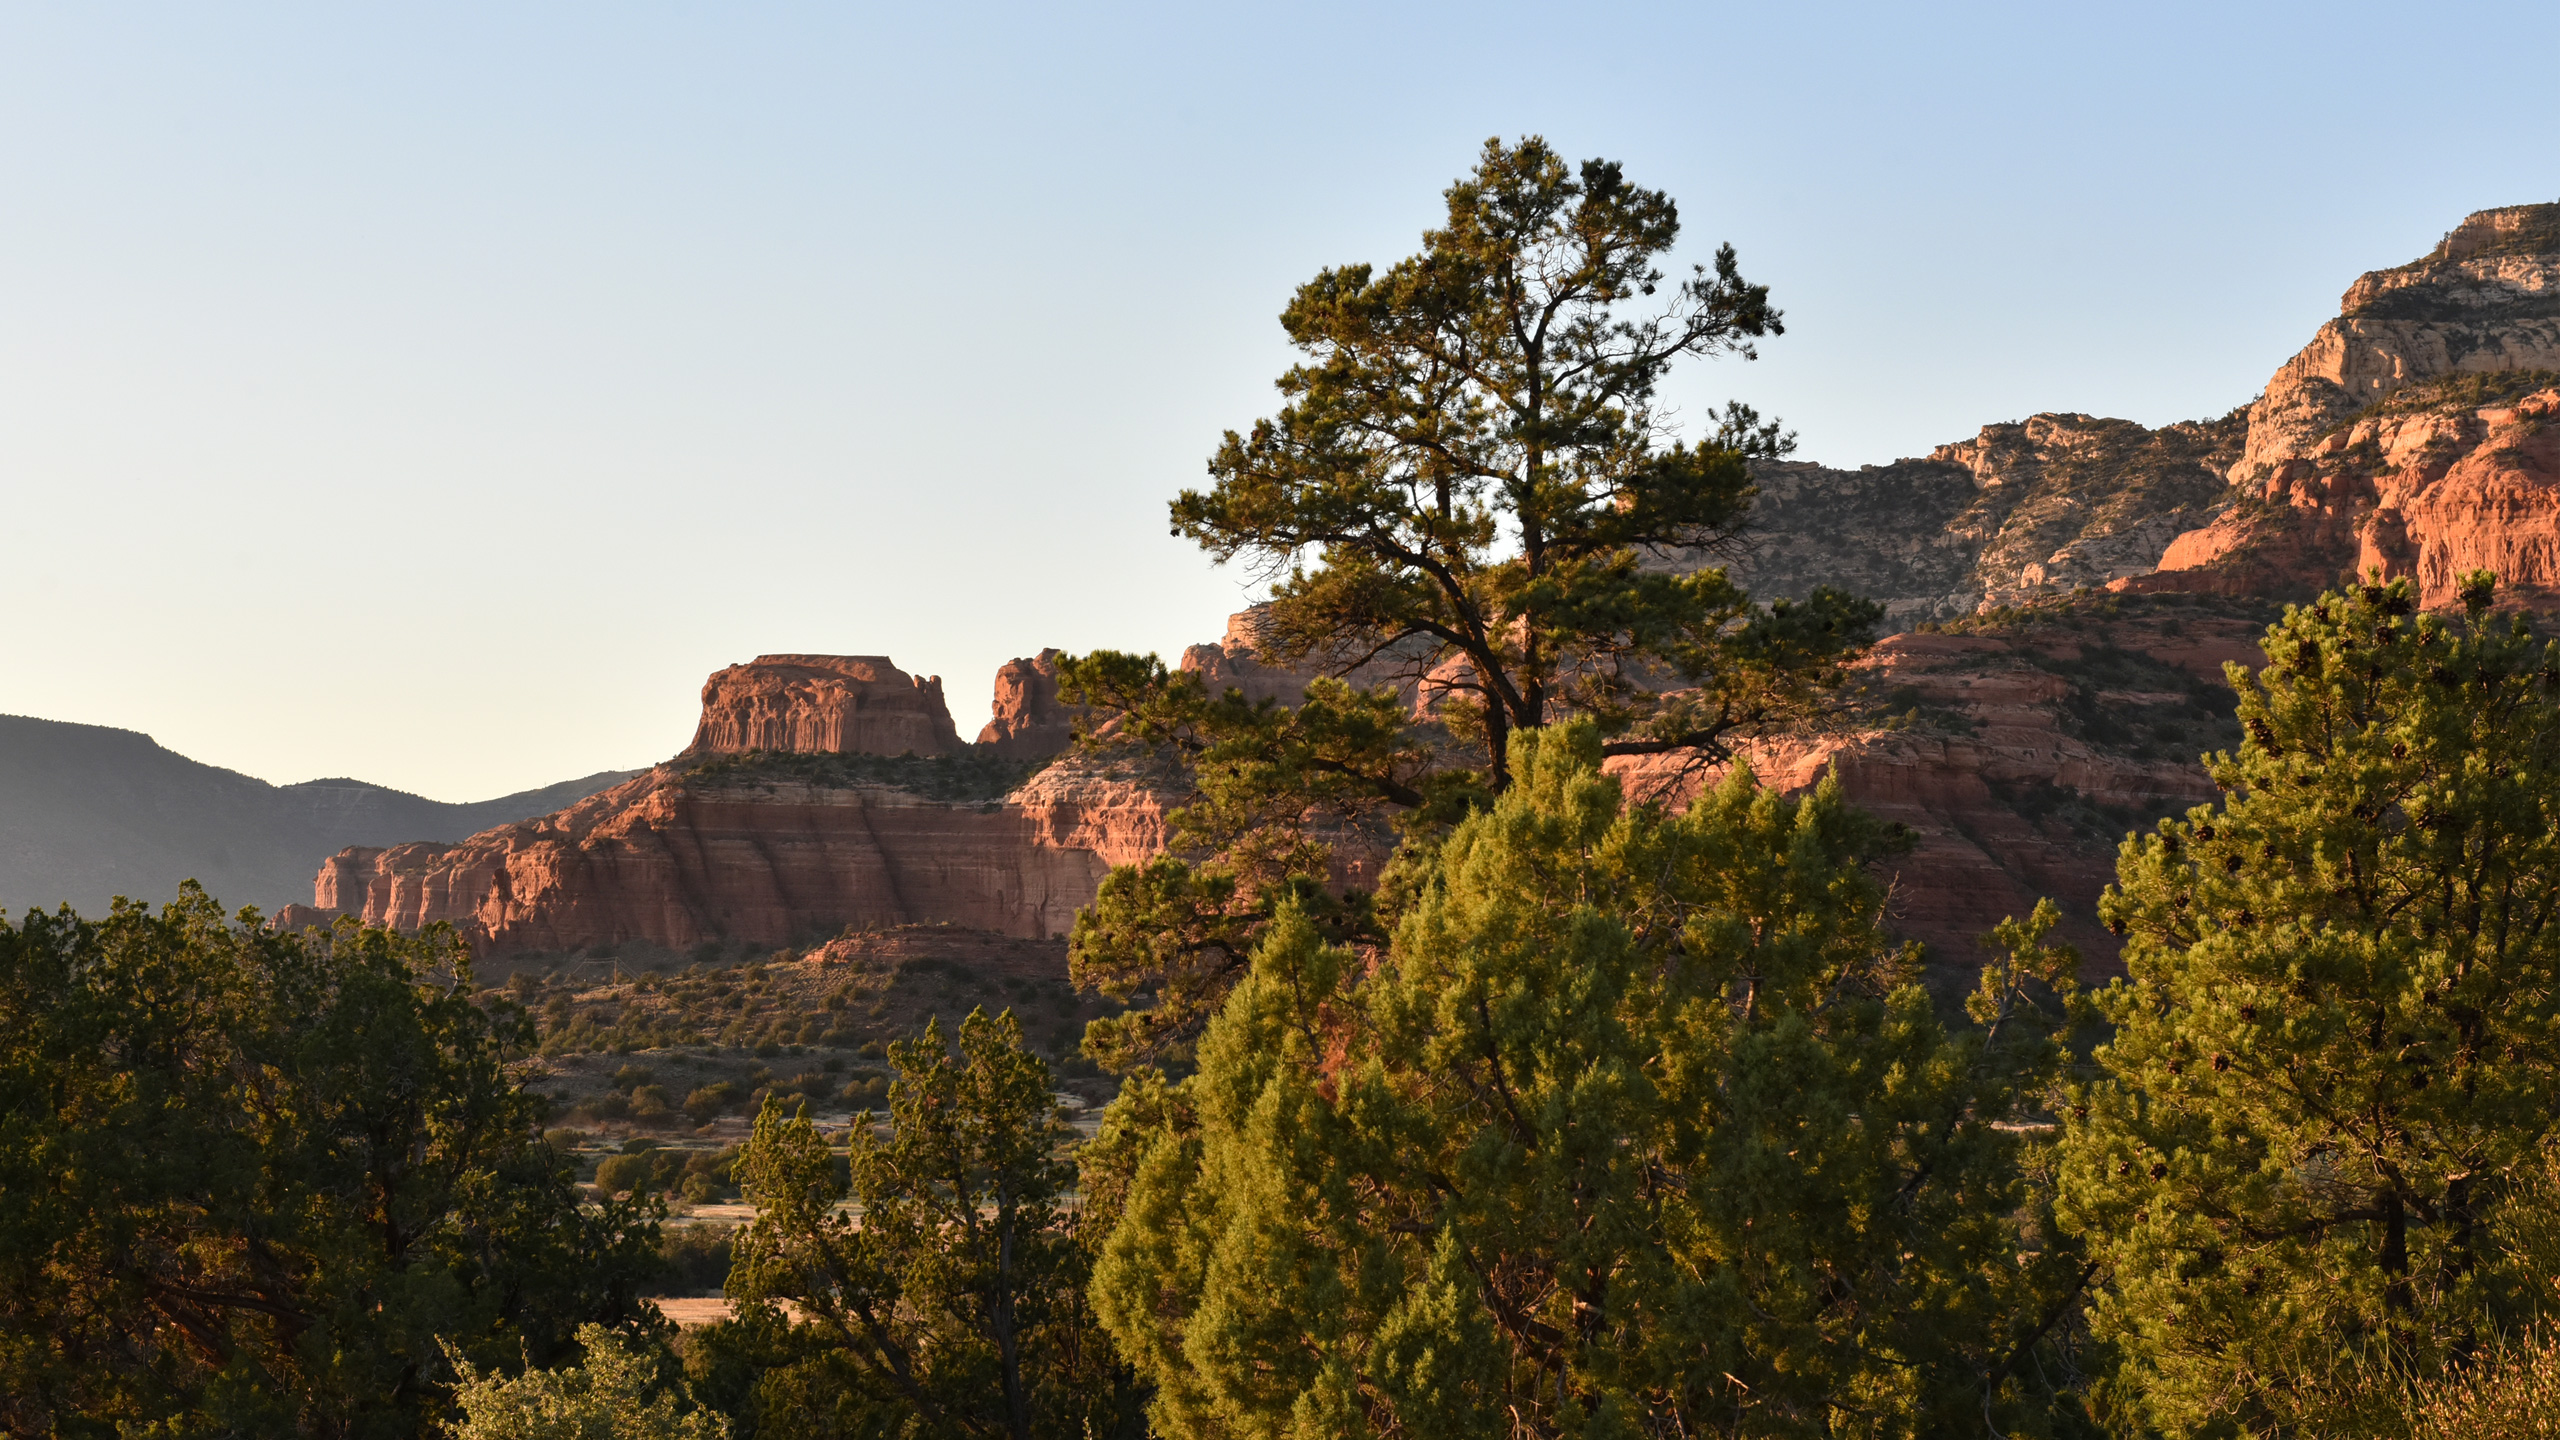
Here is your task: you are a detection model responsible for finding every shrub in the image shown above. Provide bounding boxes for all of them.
[573,1092,633,1123]
[659,1224,735,1295]
[611,1064,653,1092]
[630,1085,674,1121]
[680,1083,740,1125]
[595,1148,686,1198]
[838,1076,890,1109]
[448,1323,725,1440]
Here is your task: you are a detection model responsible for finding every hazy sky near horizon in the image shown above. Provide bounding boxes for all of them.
[3,2,2554,801]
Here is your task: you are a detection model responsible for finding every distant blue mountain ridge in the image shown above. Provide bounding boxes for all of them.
[0,713,637,917]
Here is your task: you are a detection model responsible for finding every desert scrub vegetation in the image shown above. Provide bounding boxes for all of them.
[677,745,1050,803]
[2318,367,2560,433]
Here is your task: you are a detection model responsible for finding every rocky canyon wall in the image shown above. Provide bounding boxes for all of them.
[689,655,963,757]
[1733,202,2560,624]
[293,653,1176,955]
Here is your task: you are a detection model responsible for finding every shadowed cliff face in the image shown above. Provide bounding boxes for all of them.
[0,712,636,915]
[975,650,1081,761]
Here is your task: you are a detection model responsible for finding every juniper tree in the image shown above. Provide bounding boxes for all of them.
[2058,575,2560,1436]
[1062,137,1877,1068]
[1089,723,2095,1439]
[0,887,667,1436]
[698,1009,1144,1440]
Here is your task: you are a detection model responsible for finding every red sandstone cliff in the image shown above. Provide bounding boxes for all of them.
[316,769,1116,951]
[976,650,1081,760]
[2130,385,2560,609]
[301,651,1179,955]
[690,655,963,757]
[2120,205,2560,605]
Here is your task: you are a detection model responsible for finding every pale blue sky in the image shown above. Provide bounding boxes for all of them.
[2,2,2553,799]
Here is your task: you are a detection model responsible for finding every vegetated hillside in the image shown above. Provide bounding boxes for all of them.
[0,713,636,914]
[1607,589,2275,983]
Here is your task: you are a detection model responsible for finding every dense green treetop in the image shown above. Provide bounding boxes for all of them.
[1089,723,2094,1439]
[445,1323,727,1440]
[2059,576,2560,1437]
[0,886,666,1438]
[698,1009,1143,1440]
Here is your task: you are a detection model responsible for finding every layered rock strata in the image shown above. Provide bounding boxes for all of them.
[2229,204,2560,487]
[689,655,962,757]
[302,651,1178,955]
[305,767,1123,951]
[1734,203,2560,624]
[2129,383,2560,607]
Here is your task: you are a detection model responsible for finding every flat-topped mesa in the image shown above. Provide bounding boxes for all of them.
[688,654,963,758]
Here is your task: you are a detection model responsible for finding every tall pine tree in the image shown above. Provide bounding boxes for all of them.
[2059,576,2560,1436]
[1090,723,2094,1438]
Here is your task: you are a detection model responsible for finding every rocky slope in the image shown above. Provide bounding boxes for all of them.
[1722,412,2248,625]
[1732,202,2560,623]
[1608,593,2270,975]
[2228,204,2560,487]
[0,712,634,915]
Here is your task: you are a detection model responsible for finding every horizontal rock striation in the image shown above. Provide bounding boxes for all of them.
[305,764,1124,952]
[299,648,1182,955]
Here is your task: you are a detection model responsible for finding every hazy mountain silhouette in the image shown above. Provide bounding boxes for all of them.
[0,714,636,917]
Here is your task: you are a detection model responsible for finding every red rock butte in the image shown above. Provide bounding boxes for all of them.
[689,655,963,757]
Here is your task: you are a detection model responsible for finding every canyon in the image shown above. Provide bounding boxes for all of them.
[289,203,2560,983]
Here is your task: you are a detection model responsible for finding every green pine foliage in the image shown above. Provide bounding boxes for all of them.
[1060,137,1878,1069]
[1089,723,2096,1438]
[2059,575,2560,1436]
[692,1009,1145,1439]
[0,887,669,1437]
[445,1324,726,1440]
